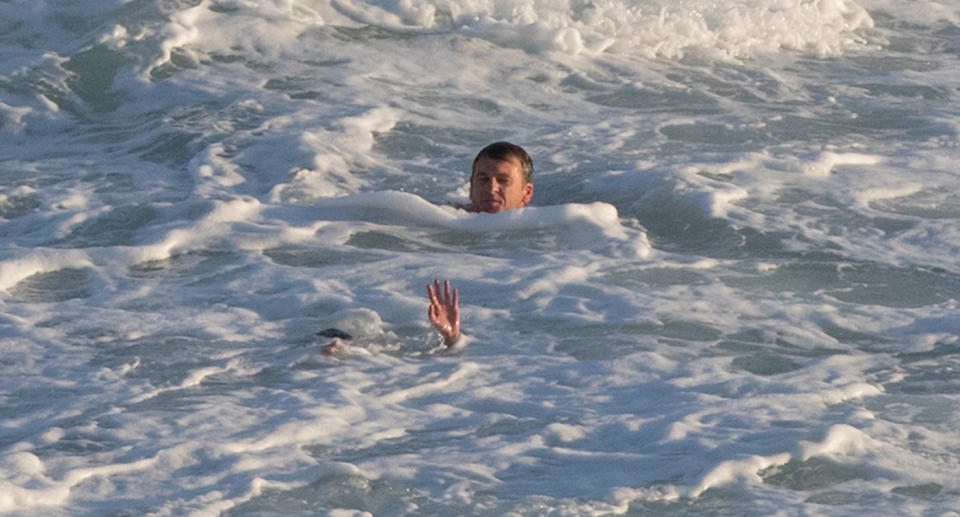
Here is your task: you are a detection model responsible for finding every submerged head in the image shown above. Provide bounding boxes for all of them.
[468,141,534,213]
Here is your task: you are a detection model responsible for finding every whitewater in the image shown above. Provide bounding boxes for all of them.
[1,0,959,515]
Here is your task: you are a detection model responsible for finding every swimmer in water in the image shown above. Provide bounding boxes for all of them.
[429,142,535,346]
[322,142,534,354]
[318,278,461,356]
[318,328,353,359]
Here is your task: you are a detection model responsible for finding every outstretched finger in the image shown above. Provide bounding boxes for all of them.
[451,288,460,325]
[443,280,452,305]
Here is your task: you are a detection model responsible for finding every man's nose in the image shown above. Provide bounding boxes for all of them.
[486,179,499,192]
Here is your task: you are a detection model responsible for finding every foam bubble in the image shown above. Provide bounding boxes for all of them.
[804,151,884,178]
[0,101,32,133]
[344,0,876,59]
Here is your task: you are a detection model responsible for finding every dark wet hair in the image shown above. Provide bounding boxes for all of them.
[317,328,353,340]
[471,141,534,184]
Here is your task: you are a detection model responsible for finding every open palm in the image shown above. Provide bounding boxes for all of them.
[427,279,460,346]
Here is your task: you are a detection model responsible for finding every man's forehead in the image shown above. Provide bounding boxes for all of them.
[473,156,521,174]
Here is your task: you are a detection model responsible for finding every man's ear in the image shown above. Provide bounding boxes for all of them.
[521,182,534,206]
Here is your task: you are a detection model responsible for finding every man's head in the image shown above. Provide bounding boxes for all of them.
[468,141,534,213]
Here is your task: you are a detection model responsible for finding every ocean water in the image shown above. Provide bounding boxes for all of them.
[2,0,960,515]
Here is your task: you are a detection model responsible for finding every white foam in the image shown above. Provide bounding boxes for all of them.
[0,452,158,513]
[544,423,587,443]
[851,183,924,209]
[270,107,401,201]
[803,151,884,178]
[692,452,793,497]
[0,249,95,291]
[797,423,873,459]
[332,0,876,59]
[146,3,205,78]
[690,424,876,497]
[0,101,32,134]
[1,0,957,515]
[270,190,651,256]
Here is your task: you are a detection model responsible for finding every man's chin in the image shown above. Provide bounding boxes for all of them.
[473,201,503,213]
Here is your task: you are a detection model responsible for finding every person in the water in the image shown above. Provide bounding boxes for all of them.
[318,328,353,359]
[467,141,534,214]
[323,142,535,355]
[428,141,535,346]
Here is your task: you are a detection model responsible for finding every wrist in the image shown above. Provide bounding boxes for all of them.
[442,331,461,347]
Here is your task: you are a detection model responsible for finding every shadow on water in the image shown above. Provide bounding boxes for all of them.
[619,192,791,260]
[63,45,127,113]
[885,343,960,395]
[625,488,761,517]
[88,335,215,385]
[431,227,568,258]
[9,267,91,302]
[760,457,872,490]
[548,320,722,361]
[226,470,764,517]
[870,187,960,219]
[346,230,448,254]
[729,351,804,376]
[225,469,541,517]
[598,267,712,289]
[46,204,157,248]
[727,259,960,309]
[263,245,388,268]
[0,192,41,220]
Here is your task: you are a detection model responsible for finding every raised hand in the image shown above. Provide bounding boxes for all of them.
[427,279,460,347]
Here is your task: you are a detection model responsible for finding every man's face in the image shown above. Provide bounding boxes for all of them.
[469,156,533,213]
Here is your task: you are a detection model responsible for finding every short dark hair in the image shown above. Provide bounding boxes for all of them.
[471,142,533,184]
